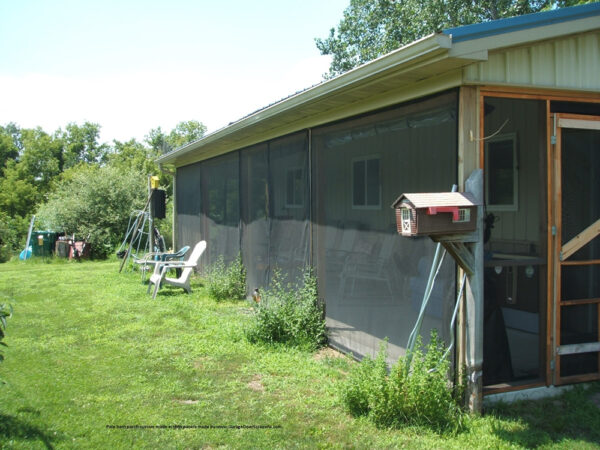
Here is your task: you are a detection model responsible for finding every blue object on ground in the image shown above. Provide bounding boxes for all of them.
[19,246,32,260]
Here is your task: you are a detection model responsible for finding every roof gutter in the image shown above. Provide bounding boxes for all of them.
[157,33,452,166]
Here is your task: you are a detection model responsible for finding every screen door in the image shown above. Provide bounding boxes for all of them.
[554,114,600,384]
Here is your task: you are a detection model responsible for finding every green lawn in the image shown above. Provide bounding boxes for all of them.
[0,259,598,449]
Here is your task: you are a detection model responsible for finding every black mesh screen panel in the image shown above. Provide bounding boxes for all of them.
[312,92,458,361]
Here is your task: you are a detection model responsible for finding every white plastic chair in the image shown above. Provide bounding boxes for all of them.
[134,245,190,281]
[147,241,206,299]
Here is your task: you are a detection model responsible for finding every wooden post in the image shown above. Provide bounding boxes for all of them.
[458,86,482,413]
[464,169,484,413]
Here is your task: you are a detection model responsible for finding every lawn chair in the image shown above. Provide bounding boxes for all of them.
[134,245,190,281]
[147,241,206,299]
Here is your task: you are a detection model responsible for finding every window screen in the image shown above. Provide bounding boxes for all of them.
[312,91,458,361]
[174,92,458,363]
[175,162,203,263]
[201,152,240,267]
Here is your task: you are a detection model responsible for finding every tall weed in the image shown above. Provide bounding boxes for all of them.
[340,331,465,433]
[206,255,246,301]
[246,268,326,351]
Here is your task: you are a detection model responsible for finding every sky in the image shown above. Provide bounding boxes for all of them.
[0,0,349,144]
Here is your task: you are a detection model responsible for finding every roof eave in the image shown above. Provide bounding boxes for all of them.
[157,33,452,166]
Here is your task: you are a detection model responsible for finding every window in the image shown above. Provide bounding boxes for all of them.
[485,133,518,211]
[453,208,470,223]
[352,156,381,209]
[285,167,304,208]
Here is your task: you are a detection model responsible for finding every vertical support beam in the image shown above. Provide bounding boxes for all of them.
[172,171,177,251]
[465,170,484,413]
[308,129,313,267]
[458,86,480,192]
[545,100,553,386]
[458,86,482,412]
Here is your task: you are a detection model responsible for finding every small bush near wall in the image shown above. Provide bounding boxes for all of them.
[206,255,246,301]
[246,268,327,351]
[340,332,465,433]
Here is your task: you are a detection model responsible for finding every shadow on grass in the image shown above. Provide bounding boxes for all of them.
[487,383,600,448]
[0,413,56,449]
[143,278,205,299]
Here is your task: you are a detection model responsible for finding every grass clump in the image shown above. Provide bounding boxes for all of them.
[341,331,465,433]
[246,268,327,351]
[206,255,246,301]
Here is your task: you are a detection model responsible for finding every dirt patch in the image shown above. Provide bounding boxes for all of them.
[313,346,345,361]
[193,357,210,369]
[247,375,265,392]
[175,399,199,404]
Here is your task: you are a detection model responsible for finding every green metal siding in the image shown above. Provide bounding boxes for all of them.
[463,31,600,91]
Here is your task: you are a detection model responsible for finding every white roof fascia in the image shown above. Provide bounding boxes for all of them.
[157,33,452,166]
[448,15,600,58]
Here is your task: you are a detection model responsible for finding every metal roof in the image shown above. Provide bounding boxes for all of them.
[444,2,600,43]
[158,3,600,168]
[392,192,480,210]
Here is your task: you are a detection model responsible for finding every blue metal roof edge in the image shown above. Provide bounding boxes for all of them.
[443,3,600,43]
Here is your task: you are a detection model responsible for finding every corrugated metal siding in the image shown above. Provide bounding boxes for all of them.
[464,31,600,91]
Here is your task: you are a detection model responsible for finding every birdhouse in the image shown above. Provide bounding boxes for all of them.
[391,192,479,237]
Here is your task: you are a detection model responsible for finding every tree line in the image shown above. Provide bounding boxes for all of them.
[2,0,593,261]
[0,121,206,261]
[315,0,594,78]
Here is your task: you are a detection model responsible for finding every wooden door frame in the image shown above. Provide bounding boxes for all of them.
[552,113,600,385]
[478,87,600,393]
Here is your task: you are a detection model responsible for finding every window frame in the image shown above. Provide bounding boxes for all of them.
[351,155,382,210]
[485,132,519,212]
[284,166,304,209]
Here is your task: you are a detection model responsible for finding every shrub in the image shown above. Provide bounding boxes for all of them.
[0,213,28,263]
[206,255,246,301]
[246,268,327,351]
[340,331,465,433]
[36,164,146,259]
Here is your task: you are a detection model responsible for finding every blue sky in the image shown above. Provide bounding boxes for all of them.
[0,0,348,143]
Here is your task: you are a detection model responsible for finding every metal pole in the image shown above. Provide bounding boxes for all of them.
[24,215,35,255]
[148,177,154,255]
[119,192,153,273]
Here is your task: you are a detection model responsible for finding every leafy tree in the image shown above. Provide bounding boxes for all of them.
[0,123,23,153]
[0,161,41,219]
[36,164,147,258]
[144,120,206,198]
[0,126,19,175]
[108,138,158,175]
[315,0,584,78]
[146,120,207,155]
[59,122,108,169]
[167,120,207,150]
[0,119,205,260]
[18,127,63,192]
[145,126,170,154]
[0,213,28,262]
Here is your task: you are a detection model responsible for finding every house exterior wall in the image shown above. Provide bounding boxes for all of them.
[463,31,600,92]
[168,18,600,408]
[173,90,459,363]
